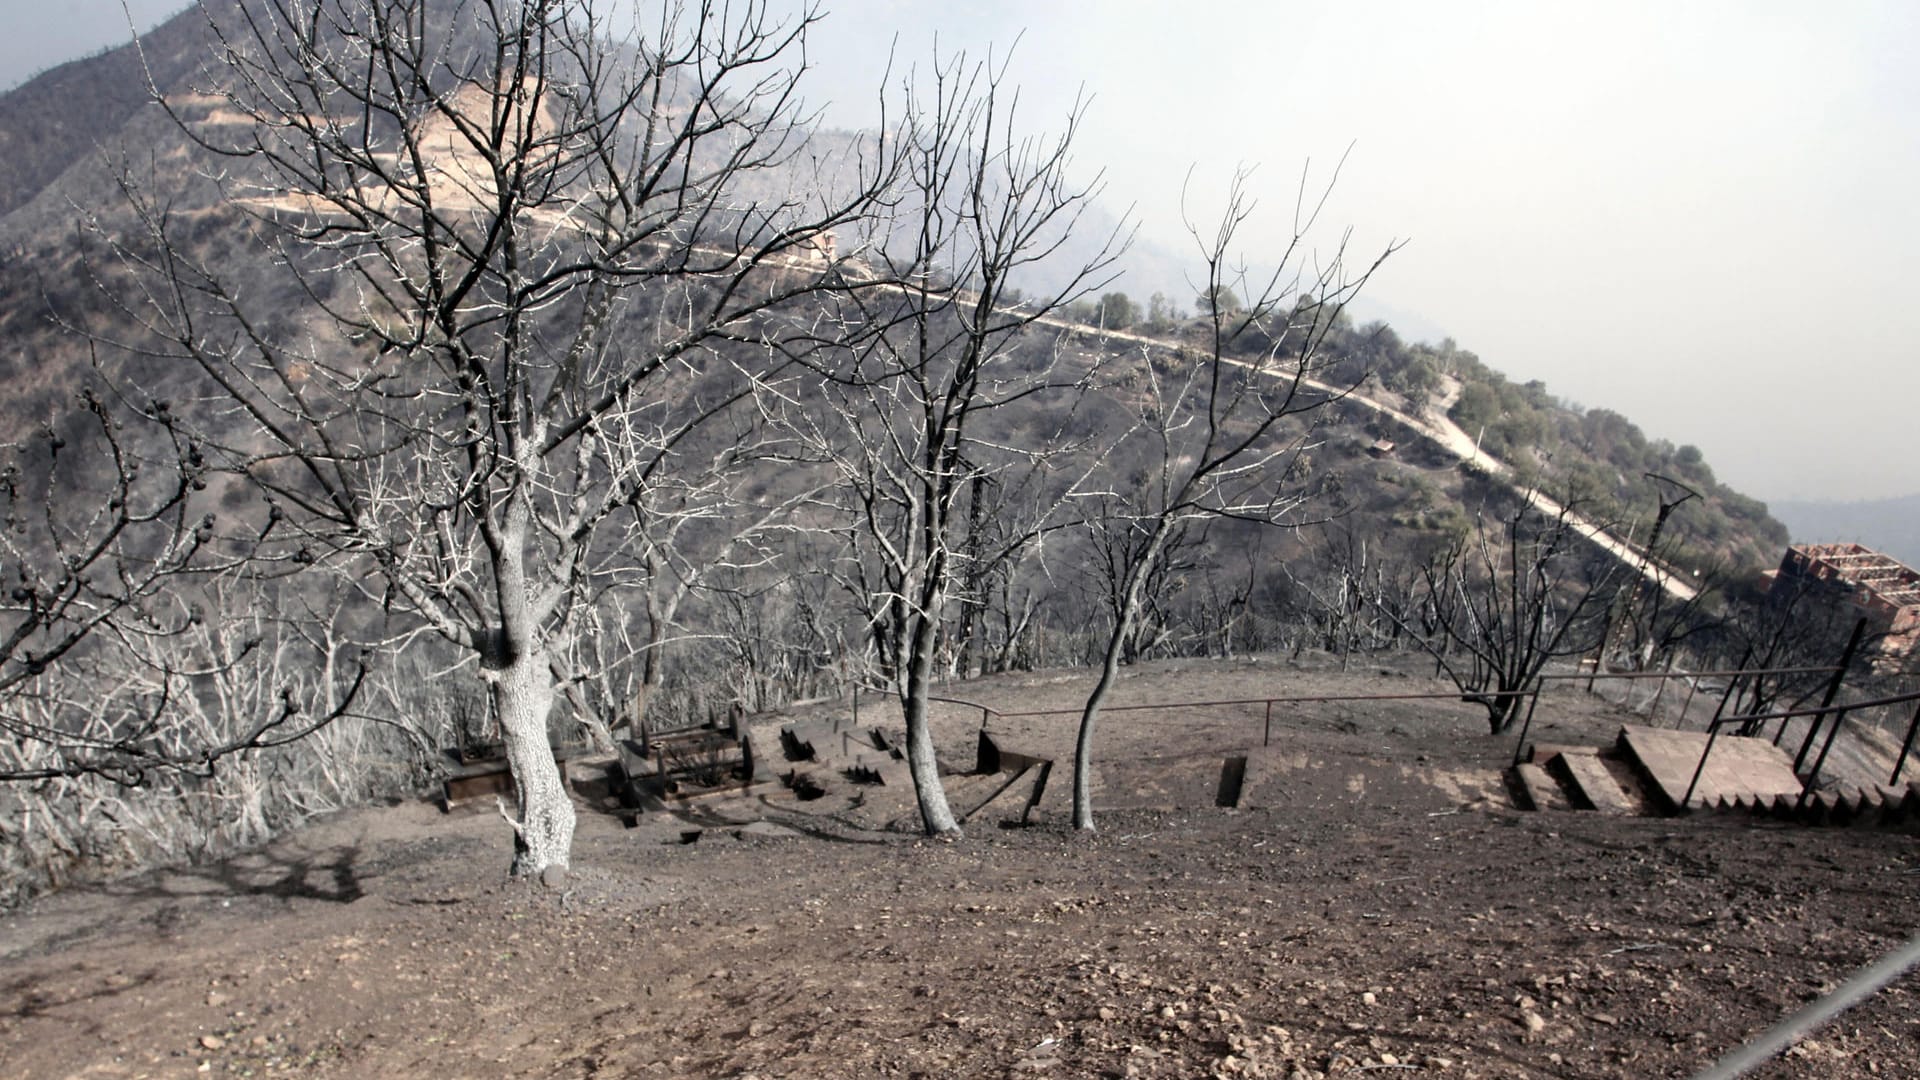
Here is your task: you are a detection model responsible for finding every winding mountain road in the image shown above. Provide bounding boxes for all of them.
[226,123,1697,605]
[1049,317,1700,603]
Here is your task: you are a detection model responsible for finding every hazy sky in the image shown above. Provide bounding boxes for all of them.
[7,1,1917,504]
[777,0,1920,505]
[0,1,181,86]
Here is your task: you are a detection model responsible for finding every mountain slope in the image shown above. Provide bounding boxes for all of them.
[0,0,1792,582]
[0,2,215,221]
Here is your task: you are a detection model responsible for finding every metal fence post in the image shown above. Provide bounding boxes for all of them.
[1798,707,1853,810]
[1677,673,1702,731]
[1892,698,1920,788]
[1681,721,1724,811]
[1794,619,1865,773]
[1510,682,1544,767]
[1704,675,1740,736]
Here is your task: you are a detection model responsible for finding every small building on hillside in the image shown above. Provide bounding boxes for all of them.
[1765,542,1920,666]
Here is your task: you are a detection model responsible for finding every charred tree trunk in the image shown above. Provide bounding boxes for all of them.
[1074,527,1171,833]
[1072,638,1126,832]
[901,597,960,836]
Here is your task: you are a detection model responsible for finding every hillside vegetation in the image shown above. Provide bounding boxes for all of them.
[1441,349,1784,571]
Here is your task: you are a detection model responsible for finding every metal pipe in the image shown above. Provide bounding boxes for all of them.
[1794,619,1865,773]
[1510,681,1544,767]
[1705,674,1739,737]
[1543,664,1835,684]
[1721,647,1755,734]
[1677,675,1701,731]
[1586,608,1612,694]
[1680,722,1722,812]
[1798,707,1852,811]
[1692,932,1920,1080]
[1263,701,1273,747]
[994,686,1540,721]
[982,673,1853,724]
[1712,687,1920,729]
[935,672,1920,755]
[1892,698,1920,787]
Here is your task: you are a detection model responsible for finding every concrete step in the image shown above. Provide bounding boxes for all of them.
[1512,739,1920,832]
[1881,782,1916,806]
[781,720,889,766]
[1792,790,1837,825]
[1848,786,1901,827]
[1547,750,1635,814]
[842,752,912,787]
[1510,761,1572,812]
[780,722,823,762]
[1616,724,1803,813]
[1525,742,1595,764]
[741,731,778,783]
[1833,786,1897,827]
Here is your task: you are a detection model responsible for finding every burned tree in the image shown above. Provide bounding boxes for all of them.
[97,0,893,876]
[1594,473,1714,671]
[1371,493,1624,734]
[0,393,364,783]
[1287,527,1424,668]
[1076,507,1201,666]
[1069,170,1396,831]
[782,52,1122,836]
[0,394,381,904]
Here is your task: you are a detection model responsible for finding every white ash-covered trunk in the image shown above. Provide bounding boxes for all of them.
[494,648,574,878]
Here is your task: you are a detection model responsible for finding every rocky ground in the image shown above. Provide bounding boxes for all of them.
[4,655,1919,1079]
